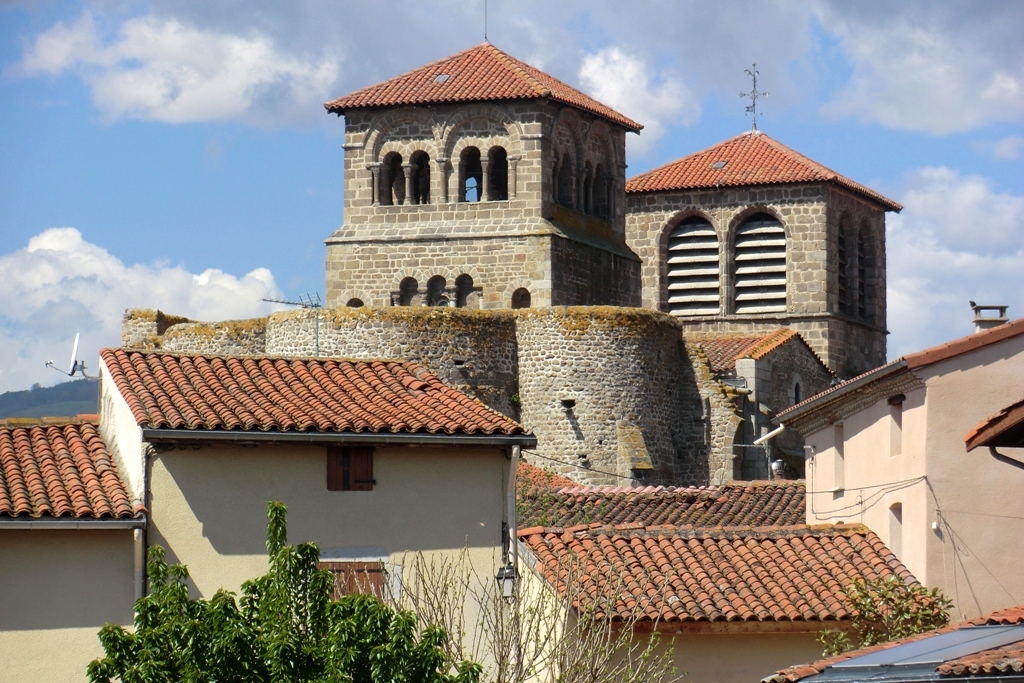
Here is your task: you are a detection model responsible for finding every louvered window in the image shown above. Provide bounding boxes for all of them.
[320,561,385,599]
[734,213,787,313]
[327,447,374,491]
[667,216,720,316]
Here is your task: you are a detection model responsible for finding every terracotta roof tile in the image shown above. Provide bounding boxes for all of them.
[938,642,1024,677]
[100,348,523,436]
[0,421,140,519]
[325,43,641,132]
[518,480,806,529]
[692,329,798,374]
[765,606,1024,682]
[518,461,576,490]
[520,523,912,624]
[965,396,1024,451]
[625,131,901,211]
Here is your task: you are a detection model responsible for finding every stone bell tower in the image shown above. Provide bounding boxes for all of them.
[323,43,643,311]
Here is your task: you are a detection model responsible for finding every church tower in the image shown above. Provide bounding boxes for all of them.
[323,43,643,311]
[624,131,902,377]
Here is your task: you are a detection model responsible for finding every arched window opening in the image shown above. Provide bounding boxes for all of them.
[488,147,508,201]
[794,382,802,405]
[460,147,482,202]
[455,274,474,308]
[857,231,868,320]
[593,164,609,219]
[511,288,531,309]
[398,277,418,306]
[733,213,786,314]
[556,152,574,208]
[837,223,851,315]
[667,216,720,316]
[426,275,448,306]
[582,162,594,214]
[409,151,430,205]
[380,153,404,206]
[346,298,364,308]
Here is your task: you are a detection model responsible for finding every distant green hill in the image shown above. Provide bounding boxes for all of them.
[0,380,99,419]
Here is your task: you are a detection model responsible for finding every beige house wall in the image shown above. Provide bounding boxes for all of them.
[0,529,135,683]
[659,630,823,683]
[148,443,508,598]
[805,333,1024,619]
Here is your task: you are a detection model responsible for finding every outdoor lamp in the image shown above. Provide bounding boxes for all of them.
[496,562,516,600]
[770,459,786,477]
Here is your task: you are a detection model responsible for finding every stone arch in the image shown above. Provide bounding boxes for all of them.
[335,289,372,309]
[659,209,719,313]
[440,103,523,161]
[425,275,449,306]
[584,119,619,168]
[379,151,405,206]
[502,278,536,309]
[727,207,788,315]
[398,277,419,306]
[365,107,441,164]
[511,288,531,309]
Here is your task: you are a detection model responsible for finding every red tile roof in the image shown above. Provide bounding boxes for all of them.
[965,396,1024,451]
[939,642,1024,677]
[779,318,1024,424]
[518,480,806,529]
[324,43,642,132]
[692,329,800,374]
[519,523,911,624]
[625,131,901,211]
[518,460,576,490]
[765,606,1024,682]
[100,348,524,436]
[0,422,141,519]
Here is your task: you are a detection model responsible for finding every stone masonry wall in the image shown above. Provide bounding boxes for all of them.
[686,344,744,485]
[550,236,641,307]
[515,307,706,486]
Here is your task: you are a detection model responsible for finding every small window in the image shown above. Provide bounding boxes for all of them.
[833,423,845,491]
[320,561,385,599]
[398,277,418,306]
[327,447,374,491]
[426,275,448,307]
[460,147,482,202]
[889,396,904,456]
[346,298,364,308]
[794,382,802,405]
[488,147,508,201]
[511,288,531,309]
[889,503,903,559]
[455,274,474,308]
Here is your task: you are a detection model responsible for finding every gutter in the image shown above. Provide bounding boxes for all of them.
[775,359,909,425]
[142,428,537,448]
[0,517,146,530]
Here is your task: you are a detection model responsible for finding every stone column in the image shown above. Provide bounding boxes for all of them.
[481,159,491,202]
[509,156,520,199]
[435,158,449,204]
[367,163,381,206]
[402,163,414,205]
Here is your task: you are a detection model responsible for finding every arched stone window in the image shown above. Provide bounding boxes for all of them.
[593,164,609,219]
[455,274,474,308]
[511,288,531,309]
[398,277,418,306]
[556,152,574,208]
[733,212,787,314]
[666,216,720,316]
[582,161,594,214]
[409,150,430,205]
[380,153,405,206]
[488,147,508,201]
[426,275,448,306]
[346,298,364,308]
[460,147,483,202]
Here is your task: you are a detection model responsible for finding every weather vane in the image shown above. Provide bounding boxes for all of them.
[740,64,768,131]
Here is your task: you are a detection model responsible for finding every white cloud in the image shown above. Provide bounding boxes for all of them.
[579,47,698,156]
[887,167,1024,357]
[14,12,340,125]
[0,228,283,392]
[817,3,1024,134]
[992,135,1024,161]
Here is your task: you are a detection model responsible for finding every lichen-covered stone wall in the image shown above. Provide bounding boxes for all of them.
[265,307,519,417]
[515,307,706,486]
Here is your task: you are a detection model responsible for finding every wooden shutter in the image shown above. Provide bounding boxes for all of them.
[327,447,375,491]
[320,561,385,599]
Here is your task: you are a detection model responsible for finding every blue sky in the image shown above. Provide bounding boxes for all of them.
[1,0,1022,392]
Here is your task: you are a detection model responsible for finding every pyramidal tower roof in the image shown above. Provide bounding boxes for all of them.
[324,42,643,132]
[625,130,901,211]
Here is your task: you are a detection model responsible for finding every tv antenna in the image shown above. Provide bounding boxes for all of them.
[484,0,489,42]
[263,293,323,357]
[740,63,768,131]
[46,333,99,380]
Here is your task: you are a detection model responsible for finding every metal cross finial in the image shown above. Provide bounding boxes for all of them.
[740,63,768,131]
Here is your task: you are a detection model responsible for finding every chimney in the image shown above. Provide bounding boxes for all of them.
[970,301,1009,332]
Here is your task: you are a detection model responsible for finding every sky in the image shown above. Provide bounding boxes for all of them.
[1,0,1022,392]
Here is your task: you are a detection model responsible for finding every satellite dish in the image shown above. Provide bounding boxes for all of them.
[45,333,99,380]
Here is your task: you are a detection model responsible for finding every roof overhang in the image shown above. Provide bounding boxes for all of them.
[0,516,146,529]
[142,428,537,448]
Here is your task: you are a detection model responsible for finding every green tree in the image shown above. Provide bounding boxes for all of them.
[88,501,482,683]
[819,576,953,657]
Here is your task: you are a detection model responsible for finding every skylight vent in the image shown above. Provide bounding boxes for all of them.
[433,74,450,83]
[712,161,727,170]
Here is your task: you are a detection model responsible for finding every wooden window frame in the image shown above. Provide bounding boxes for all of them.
[320,561,385,599]
[327,446,375,491]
